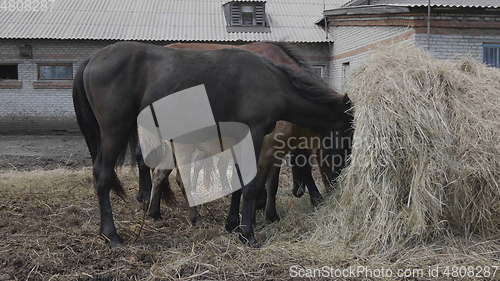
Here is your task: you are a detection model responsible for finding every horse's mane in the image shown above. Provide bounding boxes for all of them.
[269,42,343,104]
[271,42,313,71]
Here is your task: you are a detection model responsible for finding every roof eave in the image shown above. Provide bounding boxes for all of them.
[324,5,410,16]
[223,0,266,3]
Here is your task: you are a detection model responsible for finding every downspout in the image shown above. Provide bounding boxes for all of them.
[427,0,431,50]
[324,1,328,40]
[323,4,332,86]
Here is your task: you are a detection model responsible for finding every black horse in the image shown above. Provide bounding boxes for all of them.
[73,41,351,247]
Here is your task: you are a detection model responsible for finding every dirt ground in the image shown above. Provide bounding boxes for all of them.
[0,135,92,171]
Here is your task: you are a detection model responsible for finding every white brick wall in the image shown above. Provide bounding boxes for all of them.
[328,26,414,92]
[0,39,109,133]
[415,33,500,62]
[332,25,412,55]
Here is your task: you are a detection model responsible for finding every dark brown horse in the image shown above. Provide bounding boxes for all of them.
[73,41,351,246]
[142,42,350,225]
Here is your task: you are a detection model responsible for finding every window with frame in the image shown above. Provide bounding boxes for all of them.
[311,65,326,79]
[0,64,19,80]
[484,44,500,68]
[38,63,73,80]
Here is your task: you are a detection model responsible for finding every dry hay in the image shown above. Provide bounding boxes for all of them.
[2,46,500,280]
[322,45,500,253]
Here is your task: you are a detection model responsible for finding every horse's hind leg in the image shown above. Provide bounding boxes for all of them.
[93,135,129,247]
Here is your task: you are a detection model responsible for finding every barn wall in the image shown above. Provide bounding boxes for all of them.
[327,25,415,92]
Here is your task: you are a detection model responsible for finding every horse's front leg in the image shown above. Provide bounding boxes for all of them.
[318,146,349,194]
[135,145,153,205]
[255,133,275,210]
[318,149,335,193]
[148,168,173,219]
[265,165,281,222]
[225,189,241,232]
[293,149,323,207]
[259,133,282,222]
[220,156,244,232]
[176,171,200,226]
[239,128,266,246]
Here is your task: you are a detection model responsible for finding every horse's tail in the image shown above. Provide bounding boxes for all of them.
[73,58,100,163]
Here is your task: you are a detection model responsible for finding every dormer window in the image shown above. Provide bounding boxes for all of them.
[224,1,270,33]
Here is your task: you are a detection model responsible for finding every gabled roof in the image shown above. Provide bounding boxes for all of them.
[343,0,500,8]
[0,0,348,42]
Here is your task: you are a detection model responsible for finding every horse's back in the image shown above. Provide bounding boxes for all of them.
[84,41,282,114]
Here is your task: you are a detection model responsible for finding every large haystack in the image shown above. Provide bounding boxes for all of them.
[325,46,500,253]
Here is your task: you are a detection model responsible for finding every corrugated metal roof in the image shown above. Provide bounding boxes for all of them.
[0,0,349,42]
[343,0,500,8]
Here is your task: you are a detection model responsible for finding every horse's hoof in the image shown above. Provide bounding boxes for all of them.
[148,211,161,221]
[265,211,280,223]
[109,239,124,248]
[310,196,323,208]
[225,215,240,233]
[238,231,260,248]
[189,214,199,226]
[101,232,124,248]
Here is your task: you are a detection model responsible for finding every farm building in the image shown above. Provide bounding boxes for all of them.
[0,0,346,134]
[325,0,500,91]
[1,0,499,133]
